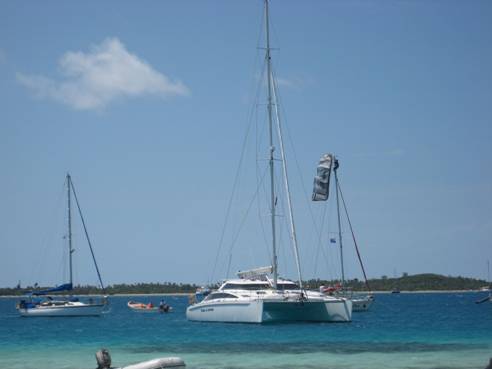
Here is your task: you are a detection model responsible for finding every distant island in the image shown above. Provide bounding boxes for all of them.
[1,273,489,296]
[308,273,490,292]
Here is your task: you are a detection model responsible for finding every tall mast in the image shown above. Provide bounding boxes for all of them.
[272,72,304,291]
[334,163,345,285]
[488,260,490,284]
[265,0,278,289]
[67,173,73,286]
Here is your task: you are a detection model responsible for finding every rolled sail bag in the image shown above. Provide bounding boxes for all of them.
[312,153,334,201]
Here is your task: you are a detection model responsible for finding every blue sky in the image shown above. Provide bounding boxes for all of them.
[1,0,491,287]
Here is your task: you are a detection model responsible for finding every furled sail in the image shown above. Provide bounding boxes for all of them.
[31,283,73,295]
[312,153,334,201]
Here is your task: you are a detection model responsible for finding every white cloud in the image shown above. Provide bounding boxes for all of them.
[17,38,189,110]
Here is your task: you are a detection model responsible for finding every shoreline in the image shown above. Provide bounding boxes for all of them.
[0,290,487,298]
[0,292,192,298]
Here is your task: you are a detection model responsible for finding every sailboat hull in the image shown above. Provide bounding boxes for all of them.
[262,299,351,322]
[186,297,351,323]
[18,303,106,317]
[187,300,265,323]
[351,296,373,312]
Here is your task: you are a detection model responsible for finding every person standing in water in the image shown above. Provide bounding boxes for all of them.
[159,299,169,313]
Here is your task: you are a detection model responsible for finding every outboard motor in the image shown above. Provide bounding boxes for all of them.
[95,349,112,369]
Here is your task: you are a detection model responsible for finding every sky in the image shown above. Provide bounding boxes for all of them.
[1,0,491,288]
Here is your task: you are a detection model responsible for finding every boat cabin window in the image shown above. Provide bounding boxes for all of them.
[205,293,238,301]
[222,283,270,290]
[276,282,299,290]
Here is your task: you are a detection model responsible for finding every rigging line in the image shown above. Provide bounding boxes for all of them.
[209,55,267,285]
[32,178,67,286]
[30,180,65,288]
[273,168,286,272]
[313,200,328,277]
[225,253,233,279]
[336,175,371,292]
[277,192,287,277]
[69,179,105,292]
[324,204,338,282]
[255,61,272,262]
[320,229,333,282]
[225,165,270,277]
[210,4,266,284]
[271,68,304,291]
[334,168,345,285]
[59,230,67,286]
[270,65,338,283]
[270,66,327,264]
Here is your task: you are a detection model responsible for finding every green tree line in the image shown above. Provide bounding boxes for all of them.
[306,273,489,291]
[0,282,198,296]
[1,274,489,296]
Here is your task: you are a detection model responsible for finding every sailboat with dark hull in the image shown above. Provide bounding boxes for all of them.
[17,174,108,317]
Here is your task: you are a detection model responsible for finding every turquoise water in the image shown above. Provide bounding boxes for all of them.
[1,293,491,368]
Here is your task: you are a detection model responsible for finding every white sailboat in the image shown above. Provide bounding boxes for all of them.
[187,267,352,323]
[313,154,374,312]
[17,173,108,317]
[476,260,491,304]
[186,0,352,324]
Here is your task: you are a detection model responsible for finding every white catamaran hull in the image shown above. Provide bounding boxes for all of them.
[187,300,265,323]
[18,303,106,317]
[186,298,351,323]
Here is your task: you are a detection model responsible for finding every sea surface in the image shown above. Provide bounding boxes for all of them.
[0,292,491,369]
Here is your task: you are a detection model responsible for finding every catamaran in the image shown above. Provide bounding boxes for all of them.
[187,267,352,323]
[186,0,352,324]
[17,173,108,317]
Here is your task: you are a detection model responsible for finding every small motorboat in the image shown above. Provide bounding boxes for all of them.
[127,301,172,313]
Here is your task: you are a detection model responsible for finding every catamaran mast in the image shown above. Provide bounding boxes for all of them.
[265,0,278,289]
[272,77,304,292]
[67,173,73,286]
[334,163,345,285]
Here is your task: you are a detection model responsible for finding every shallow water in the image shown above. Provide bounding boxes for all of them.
[1,292,491,368]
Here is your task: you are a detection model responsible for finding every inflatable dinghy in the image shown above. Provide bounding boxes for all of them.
[127,301,172,313]
[96,349,185,369]
[127,301,159,312]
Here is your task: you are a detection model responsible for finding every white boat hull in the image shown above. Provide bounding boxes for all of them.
[352,296,373,312]
[186,297,351,323]
[18,303,106,317]
[187,300,264,323]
